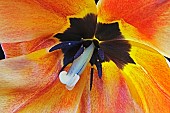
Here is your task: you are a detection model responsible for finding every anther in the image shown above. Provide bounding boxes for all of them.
[49,41,82,52]
[98,48,105,61]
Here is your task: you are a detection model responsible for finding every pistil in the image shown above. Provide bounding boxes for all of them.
[59,43,95,90]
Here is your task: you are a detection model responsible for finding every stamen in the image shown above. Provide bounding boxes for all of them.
[59,43,95,90]
[59,57,73,73]
[49,41,82,52]
[59,46,84,73]
[98,48,105,61]
[90,66,94,90]
[96,59,102,78]
[74,46,84,59]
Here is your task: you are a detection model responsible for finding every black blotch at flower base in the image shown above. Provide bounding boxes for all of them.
[49,13,135,90]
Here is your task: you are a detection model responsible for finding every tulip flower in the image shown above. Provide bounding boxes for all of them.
[0,0,170,112]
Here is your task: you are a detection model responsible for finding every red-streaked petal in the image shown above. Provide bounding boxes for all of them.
[0,49,62,112]
[10,67,90,113]
[77,62,143,113]
[78,41,170,112]
[97,0,170,57]
[123,41,170,113]
[1,37,57,58]
[0,0,96,43]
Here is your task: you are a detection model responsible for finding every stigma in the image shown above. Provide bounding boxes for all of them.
[59,43,95,90]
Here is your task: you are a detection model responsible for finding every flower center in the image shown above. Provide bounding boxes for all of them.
[59,42,95,90]
[49,13,135,90]
[49,39,104,90]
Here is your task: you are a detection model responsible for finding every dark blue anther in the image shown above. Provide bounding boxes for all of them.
[59,57,74,74]
[49,41,82,52]
[96,59,102,79]
[98,48,104,61]
[90,49,98,65]
[74,46,84,59]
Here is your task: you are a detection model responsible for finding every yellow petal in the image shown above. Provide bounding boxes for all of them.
[0,49,62,112]
[0,0,96,43]
[78,40,170,113]
[123,41,170,113]
[15,66,90,113]
[97,0,170,57]
[77,62,143,113]
[1,37,57,58]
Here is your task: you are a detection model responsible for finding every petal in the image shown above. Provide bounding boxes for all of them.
[1,36,57,58]
[123,41,170,112]
[97,0,170,57]
[0,0,96,43]
[0,49,62,112]
[12,67,90,113]
[78,40,170,112]
[77,62,143,113]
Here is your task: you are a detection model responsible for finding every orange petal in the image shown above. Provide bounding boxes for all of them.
[78,41,170,112]
[0,49,62,112]
[0,0,96,43]
[97,0,170,57]
[12,67,90,113]
[1,36,57,58]
[123,41,170,113]
[77,62,143,113]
